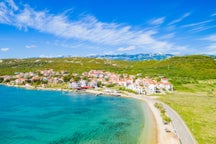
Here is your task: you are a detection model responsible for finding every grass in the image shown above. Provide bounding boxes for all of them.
[154,103,171,123]
[159,82,216,144]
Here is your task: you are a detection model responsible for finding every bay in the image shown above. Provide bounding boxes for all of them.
[0,85,152,144]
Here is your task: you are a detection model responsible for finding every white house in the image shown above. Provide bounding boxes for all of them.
[68,82,81,89]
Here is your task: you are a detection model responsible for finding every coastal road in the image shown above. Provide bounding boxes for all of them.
[119,92,197,144]
[162,103,197,144]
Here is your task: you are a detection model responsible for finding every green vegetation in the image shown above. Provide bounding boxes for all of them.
[0,55,215,83]
[106,83,116,88]
[117,86,138,94]
[0,77,3,83]
[63,75,71,82]
[154,103,171,123]
[160,82,216,144]
[0,55,216,143]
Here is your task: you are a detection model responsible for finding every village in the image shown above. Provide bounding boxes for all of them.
[0,69,173,95]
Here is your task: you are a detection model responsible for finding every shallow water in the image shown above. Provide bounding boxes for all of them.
[0,85,151,144]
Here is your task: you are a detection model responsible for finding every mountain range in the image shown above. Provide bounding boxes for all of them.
[88,53,174,61]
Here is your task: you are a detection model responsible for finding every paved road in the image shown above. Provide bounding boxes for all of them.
[162,103,197,144]
[124,93,197,144]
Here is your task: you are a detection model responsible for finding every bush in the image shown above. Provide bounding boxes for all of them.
[0,77,3,83]
[154,103,172,123]
[106,83,116,88]
[63,75,71,82]
[97,81,102,87]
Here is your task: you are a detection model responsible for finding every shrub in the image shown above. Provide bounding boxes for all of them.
[0,77,3,83]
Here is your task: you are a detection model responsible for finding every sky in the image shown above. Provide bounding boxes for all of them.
[0,0,216,58]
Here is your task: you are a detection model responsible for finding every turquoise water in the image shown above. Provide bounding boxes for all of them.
[0,85,151,144]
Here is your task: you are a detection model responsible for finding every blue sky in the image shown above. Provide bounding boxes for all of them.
[0,0,216,58]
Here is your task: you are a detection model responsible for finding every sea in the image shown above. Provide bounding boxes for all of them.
[0,85,153,144]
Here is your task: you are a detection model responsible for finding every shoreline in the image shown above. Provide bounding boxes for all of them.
[0,84,179,144]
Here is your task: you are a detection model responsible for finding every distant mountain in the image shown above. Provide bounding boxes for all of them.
[88,53,174,61]
[209,55,216,59]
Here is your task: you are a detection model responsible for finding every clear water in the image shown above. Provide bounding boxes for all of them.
[0,85,151,144]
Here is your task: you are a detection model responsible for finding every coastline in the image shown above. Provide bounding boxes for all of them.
[0,84,179,144]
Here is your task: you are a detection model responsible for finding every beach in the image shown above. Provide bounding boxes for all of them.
[85,89,180,144]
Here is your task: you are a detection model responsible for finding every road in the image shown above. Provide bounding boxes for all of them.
[162,103,197,144]
[115,92,197,144]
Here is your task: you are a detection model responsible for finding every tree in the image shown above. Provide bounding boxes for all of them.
[97,81,102,87]
[105,78,109,81]
[0,77,3,83]
[63,75,71,82]
[74,76,81,82]
[83,76,90,82]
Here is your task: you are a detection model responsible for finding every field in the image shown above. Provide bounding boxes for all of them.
[160,81,216,144]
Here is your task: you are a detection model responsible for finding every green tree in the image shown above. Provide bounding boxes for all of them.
[63,75,71,82]
[97,81,102,87]
[0,77,3,83]
[74,76,81,82]
[83,76,90,82]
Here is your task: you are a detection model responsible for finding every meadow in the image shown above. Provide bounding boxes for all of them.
[160,81,216,144]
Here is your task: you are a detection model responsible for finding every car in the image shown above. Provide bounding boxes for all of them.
[165,128,171,133]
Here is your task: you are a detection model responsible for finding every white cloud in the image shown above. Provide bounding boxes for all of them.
[25,45,37,48]
[189,25,216,33]
[160,33,175,39]
[5,0,18,11]
[201,34,216,41]
[0,0,188,54]
[1,47,9,51]
[118,46,136,51]
[205,43,216,54]
[200,35,216,54]
[149,17,165,25]
[0,2,12,23]
[182,20,213,28]
[169,12,191,25]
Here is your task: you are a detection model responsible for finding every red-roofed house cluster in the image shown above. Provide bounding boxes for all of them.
[0,69,173,95]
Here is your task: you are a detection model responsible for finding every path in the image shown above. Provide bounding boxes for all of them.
[125,92,197,144]
[163,103,197,144]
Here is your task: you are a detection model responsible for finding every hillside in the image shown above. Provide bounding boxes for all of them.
[0,55,215,86]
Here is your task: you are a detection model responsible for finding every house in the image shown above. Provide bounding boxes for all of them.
[118,80,127,87]
[68,81,81,89]
[80,80,88,87]
[40,69,54,77]
[31,76,40,82]
[109,74,120,83]
[134,86,145,94]
[53,78,63,84]
[3,76,11,82]
[88,70,103,78]
[89,80,98,88]
[14,78,26,85]
[135,78,143,86]
[143,78,157,94]
[158,78,173,91]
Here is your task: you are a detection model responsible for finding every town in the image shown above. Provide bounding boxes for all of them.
[0,69,173,95]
